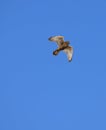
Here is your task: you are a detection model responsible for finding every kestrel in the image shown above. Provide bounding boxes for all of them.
[48,35,73,62]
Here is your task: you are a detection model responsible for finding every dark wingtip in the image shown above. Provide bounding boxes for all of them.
[68,58,72,62]
[48,36,52,41]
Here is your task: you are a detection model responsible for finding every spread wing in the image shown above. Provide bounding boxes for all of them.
[63,46,73,62]
[48,36,64,47]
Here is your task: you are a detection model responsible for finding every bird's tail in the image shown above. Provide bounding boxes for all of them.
[53,49,60,55]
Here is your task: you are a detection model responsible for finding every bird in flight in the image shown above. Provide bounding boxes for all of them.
[48,35,73,62]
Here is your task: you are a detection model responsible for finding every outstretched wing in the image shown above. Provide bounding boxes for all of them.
[48,36,64,47]
[63,46,73,62]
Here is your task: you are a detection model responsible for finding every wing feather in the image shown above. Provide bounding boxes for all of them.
[48,36,64,47]
[63,46,73,62]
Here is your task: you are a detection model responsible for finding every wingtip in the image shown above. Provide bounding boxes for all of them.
[68,58,72,62]
[48,36,52,41]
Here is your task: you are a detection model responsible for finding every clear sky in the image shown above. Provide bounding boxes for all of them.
[0,0,106,130]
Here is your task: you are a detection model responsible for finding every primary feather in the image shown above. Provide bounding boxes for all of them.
[63,46,73,62]
[48,36,64,47]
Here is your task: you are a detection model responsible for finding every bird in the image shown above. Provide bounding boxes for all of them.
[48,35,73,62]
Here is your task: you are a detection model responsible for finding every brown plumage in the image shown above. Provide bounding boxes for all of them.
[48,36,73,62]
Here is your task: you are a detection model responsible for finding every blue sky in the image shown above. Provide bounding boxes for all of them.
[0,0,106,130]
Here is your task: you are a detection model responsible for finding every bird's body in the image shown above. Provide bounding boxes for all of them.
[48,36,73,62]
